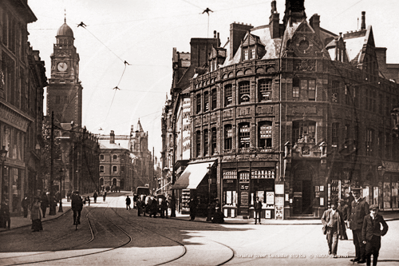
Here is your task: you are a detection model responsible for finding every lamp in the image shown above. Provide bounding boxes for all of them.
[58,168,63,212]
[207,164,212,205]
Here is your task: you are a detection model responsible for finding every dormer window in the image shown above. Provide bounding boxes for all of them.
[244,49,249,60]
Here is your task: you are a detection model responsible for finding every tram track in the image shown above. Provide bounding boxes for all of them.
[109,196,236,266]
[3,197,132,266]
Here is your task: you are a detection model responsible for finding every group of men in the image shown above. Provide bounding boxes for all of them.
[322,187,389,265]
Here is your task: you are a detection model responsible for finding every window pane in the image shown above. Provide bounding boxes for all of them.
[225,85,232,106]
[259,79,272,101]
[308,80,316,100]
[239,82,250,103]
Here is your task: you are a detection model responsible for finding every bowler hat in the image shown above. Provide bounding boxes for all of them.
[369,204,379,210]
[351,187,362,192]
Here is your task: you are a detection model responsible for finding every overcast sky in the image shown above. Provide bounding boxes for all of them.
[27,0,399,157]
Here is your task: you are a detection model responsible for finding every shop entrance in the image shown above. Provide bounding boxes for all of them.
[293,170,313,214]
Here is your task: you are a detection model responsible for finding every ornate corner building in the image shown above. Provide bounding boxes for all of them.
[163,0,399,219]
[0,1,47,213]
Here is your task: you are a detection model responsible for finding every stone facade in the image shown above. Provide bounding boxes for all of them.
[163,0,399,219]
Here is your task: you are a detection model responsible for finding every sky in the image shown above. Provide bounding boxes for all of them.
[27,0,399,158]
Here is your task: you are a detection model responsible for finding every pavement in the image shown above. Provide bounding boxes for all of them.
[2,193,399,232]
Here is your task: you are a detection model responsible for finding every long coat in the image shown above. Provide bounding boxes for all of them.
[362,214,388,241]
[349,197,369,230]
[31,202,42,221]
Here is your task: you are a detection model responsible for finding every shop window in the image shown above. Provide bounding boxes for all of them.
[100,165,104,173]
[223,171,237,206]
[211,89,217,110]
[204,91,209,112]
[211,128,217,155]
[259,122,272,149]
[196,94,201,114]
[292,121,316,144]
[366,128,374,156]
[258,79,272,102]
[224,84,232,106]
[239,123,250,149]
[224,125,232,151]
[196,130,201,157]
[204,129,209,156]
[239,81,250,104]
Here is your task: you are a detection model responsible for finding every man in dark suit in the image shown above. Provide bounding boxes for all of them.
[362,204,388,266]
[349,188,369,264]
[254,197,262,225]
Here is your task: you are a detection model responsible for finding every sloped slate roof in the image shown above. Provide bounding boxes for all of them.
[99,140,129,150]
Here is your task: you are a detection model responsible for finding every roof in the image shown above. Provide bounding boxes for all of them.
[98,140,129,151]
[57,22,74,38]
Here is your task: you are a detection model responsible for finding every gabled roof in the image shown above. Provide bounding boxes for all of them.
[343,26,374,65]
[98,140,129,151]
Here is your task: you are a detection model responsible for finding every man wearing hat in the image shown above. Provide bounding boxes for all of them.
[348,187,369,264]
[71,191,83,225]
[362,204,388,266]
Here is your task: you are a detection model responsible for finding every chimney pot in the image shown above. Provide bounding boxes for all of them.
[361,11,366,30]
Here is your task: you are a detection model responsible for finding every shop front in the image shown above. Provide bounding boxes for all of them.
[380,161,399,211]
[221,162,276,219]
[171,160,217,216]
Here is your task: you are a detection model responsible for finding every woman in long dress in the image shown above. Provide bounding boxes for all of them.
[31,197,43,232]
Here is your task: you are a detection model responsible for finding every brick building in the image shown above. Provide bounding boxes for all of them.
[0,0,47,213]
[163,0,399,219]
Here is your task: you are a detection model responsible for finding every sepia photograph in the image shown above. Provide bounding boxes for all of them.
[1,0,399,265]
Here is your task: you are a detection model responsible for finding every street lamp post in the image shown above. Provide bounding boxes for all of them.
[207,164,212,205]
[59,168,63,212]
[0,146,8,205]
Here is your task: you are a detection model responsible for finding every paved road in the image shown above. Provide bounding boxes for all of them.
[1,194,398,266]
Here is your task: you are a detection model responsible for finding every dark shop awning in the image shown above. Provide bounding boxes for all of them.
[171,161,215,190]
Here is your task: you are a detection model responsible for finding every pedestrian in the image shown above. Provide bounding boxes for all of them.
[40,192,48,218]
[189,197,198,221]
[150,196,158,218]
[31,197,43,232]
[67,190,71,202]
[160,197,168,218]
[254,197,262,225]
[144,195,152,216]
[362,204,389,266]
[126,196,131,210]
[137,198,143,216]
[212,207,225,223]
[0,201,10,229]
[71,191,83,225]
[93,190,98,203]
[337,199,348,240]
[348,187,369,264]
[86,196,90,206]
[207,199,216,222]
[21,196,29,218]
[103,191,107,202]
[133,194,138,209]
[321,201,342,258]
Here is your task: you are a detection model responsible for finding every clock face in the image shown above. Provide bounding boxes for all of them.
[295,36,314,55]
[57,62,68,72]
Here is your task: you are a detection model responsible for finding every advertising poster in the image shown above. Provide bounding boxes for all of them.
[266,192,274,205]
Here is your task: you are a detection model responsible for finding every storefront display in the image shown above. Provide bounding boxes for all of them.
[383,182,391,209]
[181,189,190,214]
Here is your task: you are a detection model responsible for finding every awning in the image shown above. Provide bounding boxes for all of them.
[171,161,215,190]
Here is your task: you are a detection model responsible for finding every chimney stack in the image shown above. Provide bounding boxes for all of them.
[361,11,366,30]
[110,130,115,144]
[269,0,280,39]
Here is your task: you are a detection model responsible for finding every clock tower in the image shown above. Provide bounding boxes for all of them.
[47,17,82,127]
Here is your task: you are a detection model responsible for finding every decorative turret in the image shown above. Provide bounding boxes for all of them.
[283,0,306,27]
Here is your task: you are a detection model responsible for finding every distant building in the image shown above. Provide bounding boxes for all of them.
[0,1,47,214]
[97,120,155,192]
[163,0,399,219]
[46,18,99,195]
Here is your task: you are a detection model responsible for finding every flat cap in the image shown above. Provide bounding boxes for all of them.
[369,204,379,210]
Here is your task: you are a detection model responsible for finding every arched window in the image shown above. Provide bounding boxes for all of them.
[113,166,118,173]
[224,84,232,106]
[100,165,104,173]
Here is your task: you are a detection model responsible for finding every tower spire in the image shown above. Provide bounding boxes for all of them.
[64,9,66,23]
